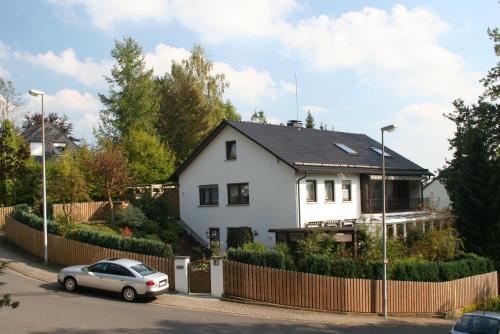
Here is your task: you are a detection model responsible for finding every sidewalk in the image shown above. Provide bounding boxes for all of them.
[0,234,453,327]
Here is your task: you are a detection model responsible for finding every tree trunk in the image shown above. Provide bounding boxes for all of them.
[107,190,114,224]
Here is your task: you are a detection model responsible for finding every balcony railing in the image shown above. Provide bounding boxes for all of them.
[361,197,423,214]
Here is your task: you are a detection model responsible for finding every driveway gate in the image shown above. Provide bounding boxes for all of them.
[188,259,211,293]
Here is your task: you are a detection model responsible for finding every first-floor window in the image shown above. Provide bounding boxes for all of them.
[227,183,249,204]
[342,180,352,202]
[325,180,335,201]
[306,180,317,202]
[199,185,219,205]
[208,228,220,244]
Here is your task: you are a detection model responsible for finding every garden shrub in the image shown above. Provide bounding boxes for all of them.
[273,242,296,270]
[330,258,357,278]
[242,241,267,252]
[226,227,254,249]
[11,205,61,235]
[114,205,148,228]
[463,296,500,313]
[226,248,285,269]
[301,254,331,275]
[132,194,171,227]
[67,225,172,257]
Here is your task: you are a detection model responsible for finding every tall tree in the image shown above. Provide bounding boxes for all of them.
[0,120,30,206]
[250,110,267,124]
[441,28,500,267]
[22,112,76,140]
[305,110,315,128]
[157,45,240,162]
[98,37,159,141]
[481,28,499,101]
[90,141,133,222]
[47,151,89,222]
[0,77,22,123]
[123,129,176,184]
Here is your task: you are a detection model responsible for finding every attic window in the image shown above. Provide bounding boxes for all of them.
[370,147,391,157]
[334,143,357,155]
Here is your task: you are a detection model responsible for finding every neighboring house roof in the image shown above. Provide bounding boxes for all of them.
[21,122,79,152]
[173,120,431,179]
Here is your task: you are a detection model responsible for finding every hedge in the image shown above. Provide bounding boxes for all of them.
[10,206,172,258]
[228,246,494,282]
[226,248,285,269]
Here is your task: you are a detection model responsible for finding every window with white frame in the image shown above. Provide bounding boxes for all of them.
[325,180,335,202]
[342,180,352,202]
[306,180,317,202]
[29,142,43,156]
[199,185,219,206]
[53,143,67,156]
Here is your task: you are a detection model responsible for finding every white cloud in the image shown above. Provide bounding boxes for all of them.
[50,0,297,41]
[383,102,455,172]
[24,89,101,142]
[145,43,292,105]
[15,48,111,86]
[144,43,191,76]
[279,5,481,100]
[302,105,328,113]
[50,0,169,30]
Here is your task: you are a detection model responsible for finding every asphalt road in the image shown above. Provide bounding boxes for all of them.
[0,269,453,334]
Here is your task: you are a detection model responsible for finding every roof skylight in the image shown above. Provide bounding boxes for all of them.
[334,143,357,155]
[370,147,391,157]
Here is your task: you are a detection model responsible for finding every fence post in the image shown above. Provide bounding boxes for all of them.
[174,256,190,294]
[210,256,224,298]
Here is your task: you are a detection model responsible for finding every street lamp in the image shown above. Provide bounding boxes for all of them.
[29,89,48,265]
[381,124,395,318]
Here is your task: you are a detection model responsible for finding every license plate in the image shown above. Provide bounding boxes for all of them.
[159,280,166,287]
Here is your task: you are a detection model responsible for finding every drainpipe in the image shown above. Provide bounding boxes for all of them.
[297,172,307,228]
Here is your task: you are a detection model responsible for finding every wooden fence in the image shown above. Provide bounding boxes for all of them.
[52,201,109,221]
[4,216,175,290]
[224,260,498,314]
[0,206,14,229]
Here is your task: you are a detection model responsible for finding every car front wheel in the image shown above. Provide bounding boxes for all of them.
[122,287,136,302]
[64,277,77,291]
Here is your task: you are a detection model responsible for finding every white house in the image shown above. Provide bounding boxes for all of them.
[172,120,432,249]
[423,178,451,209]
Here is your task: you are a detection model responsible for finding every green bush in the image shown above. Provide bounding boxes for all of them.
[11,205,61,235]
[226,248,285,269]
[114,205,148,228]
[463,296,500,313]
[242,241,268,252]
[226,227,254,249]
[301,254,331,275]
[67,225,172,257]
[132,194,172,228]
[272,242,296,270]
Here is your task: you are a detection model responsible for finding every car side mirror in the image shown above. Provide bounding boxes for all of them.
[82,266,88,272]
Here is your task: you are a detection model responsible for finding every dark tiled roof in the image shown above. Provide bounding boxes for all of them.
[173,120,430,178]
[21,123,79,151]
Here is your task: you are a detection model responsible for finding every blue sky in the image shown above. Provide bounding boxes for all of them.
[0,0,498,172]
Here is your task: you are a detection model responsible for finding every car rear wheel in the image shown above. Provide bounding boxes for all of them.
[64,277,77,291]
[122,287,136,302]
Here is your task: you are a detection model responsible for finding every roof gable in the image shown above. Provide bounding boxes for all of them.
[173,120,430,179]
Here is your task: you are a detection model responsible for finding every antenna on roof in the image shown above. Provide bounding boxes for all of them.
[295,73,299,121]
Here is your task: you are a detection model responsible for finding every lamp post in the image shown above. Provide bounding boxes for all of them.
[29,89,48,264]
[381,124,395,318]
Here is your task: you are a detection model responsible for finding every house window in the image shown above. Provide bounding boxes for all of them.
[226,141,237,160]
[306,180,317,202]
[53,143,67,156]
[29,142,43,156]
[342,180,352,202]
[227,183,249,205]
[199,185,219,206]
[325,180,335,202]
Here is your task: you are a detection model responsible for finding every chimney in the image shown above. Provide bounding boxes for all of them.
[287,120,303,128]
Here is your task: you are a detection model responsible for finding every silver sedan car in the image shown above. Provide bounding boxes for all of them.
[450,311,500,334]
[58,258,169,301]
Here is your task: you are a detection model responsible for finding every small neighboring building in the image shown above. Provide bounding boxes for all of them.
[172,120,432,249]
[21,122,79,160]
[423,177,451,209]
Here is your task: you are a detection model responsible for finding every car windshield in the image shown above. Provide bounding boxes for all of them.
[454,315,500,334]
[131,263,156,276]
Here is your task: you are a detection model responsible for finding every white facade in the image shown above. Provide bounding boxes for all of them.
[423,179,451,209]
[179,126,297,248]
[297,174,361,227]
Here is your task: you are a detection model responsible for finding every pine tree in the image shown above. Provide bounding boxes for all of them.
[305,110,315,128]
[98,37,159,141]
[250,110,267,124]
